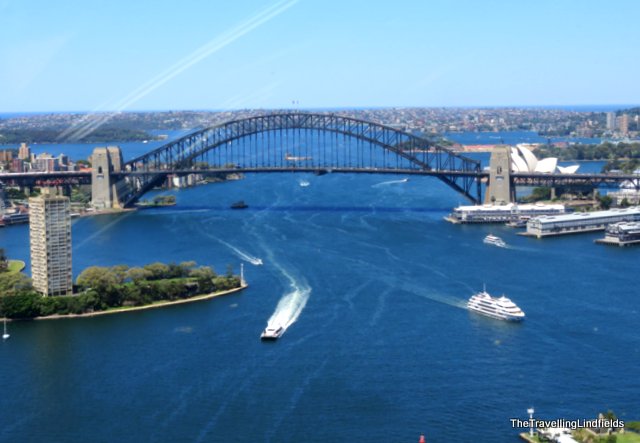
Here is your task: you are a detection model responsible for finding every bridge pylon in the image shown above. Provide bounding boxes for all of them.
[91,146,124,209]
[485,145,514,204]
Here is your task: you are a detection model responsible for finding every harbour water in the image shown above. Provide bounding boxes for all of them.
[0,157,638,442]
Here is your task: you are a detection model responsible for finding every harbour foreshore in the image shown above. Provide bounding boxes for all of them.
[2,283,248,322]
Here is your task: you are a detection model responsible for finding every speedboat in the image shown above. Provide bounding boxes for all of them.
[467,287,525,322]
[483,234,506,247]
[261,325,284,340]
[299,180,310,187]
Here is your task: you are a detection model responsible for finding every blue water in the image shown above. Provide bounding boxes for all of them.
[0,129,191,162]
[445,130,602,146]
[0,146,637,442]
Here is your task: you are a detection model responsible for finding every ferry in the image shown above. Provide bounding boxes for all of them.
[467,287,525,322]
[483,234,506,247]
[260,325,284,341]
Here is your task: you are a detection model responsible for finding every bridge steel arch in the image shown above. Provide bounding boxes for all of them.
[120,112,482,207]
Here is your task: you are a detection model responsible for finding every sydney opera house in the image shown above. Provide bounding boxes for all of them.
[509,145,579,174]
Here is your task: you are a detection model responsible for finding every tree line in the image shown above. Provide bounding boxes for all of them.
[0,261,241,319]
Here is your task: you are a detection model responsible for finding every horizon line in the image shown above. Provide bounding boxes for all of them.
[1,103,639,115]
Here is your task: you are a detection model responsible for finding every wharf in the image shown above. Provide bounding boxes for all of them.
[594,237,640,246]
[519,225,606,237]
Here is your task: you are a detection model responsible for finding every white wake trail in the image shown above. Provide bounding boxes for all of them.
[264,257,311,332]
[371,178,409,188]
[208,236,263,265]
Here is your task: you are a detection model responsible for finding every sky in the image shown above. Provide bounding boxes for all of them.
[1,0,639,112]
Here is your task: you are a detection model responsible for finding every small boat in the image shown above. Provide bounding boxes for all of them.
[299,180,310,187]
[483,234,506,247]
[2,319,9,340]
[260,325,284,341]
[230,201,248,209]
[252,258,263,266]
[467,286,525,322]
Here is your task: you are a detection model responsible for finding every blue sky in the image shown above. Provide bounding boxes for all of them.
[1,0,639,112]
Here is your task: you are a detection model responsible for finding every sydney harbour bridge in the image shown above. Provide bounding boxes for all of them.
[1,112,639,207]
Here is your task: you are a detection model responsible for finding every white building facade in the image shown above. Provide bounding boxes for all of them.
[29,194,73,296]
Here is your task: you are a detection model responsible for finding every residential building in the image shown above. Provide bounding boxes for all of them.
[18,142,31,160]
[606,112,616,130]
[29,192,73,296]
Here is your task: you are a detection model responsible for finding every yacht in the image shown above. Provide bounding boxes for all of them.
[483,234,506,247]
[260,325,284,341]
[467,287,525,322]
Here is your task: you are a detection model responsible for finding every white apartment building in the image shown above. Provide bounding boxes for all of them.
[29,194,73,296]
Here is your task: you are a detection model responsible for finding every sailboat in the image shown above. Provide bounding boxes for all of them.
[2,318,9,340]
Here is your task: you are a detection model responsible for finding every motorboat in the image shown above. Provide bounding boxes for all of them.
[483,234,506,247]
[260,325,284,340]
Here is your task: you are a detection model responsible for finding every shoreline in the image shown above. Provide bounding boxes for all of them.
[2,283,248,322]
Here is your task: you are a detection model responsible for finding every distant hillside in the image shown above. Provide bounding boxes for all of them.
[0,127,154,144]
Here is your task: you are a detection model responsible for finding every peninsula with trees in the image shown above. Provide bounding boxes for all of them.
[0,260,245,320]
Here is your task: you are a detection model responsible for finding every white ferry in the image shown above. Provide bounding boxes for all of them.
[260,325,284,341]
[483,234,506,247]
[467,287,525,322]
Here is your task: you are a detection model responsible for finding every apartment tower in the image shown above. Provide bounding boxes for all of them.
[29,192,73,296]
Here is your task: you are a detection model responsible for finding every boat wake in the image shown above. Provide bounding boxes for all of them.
[396,281,467,310]
[266,264,311,332]
[371,178,409,188]
[216,238,263,265]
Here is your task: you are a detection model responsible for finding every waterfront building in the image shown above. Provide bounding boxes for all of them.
[446,202,566,224]
[526,207,640,238]
[595,221,640,246]
[29,192,73,296]
[18,142,31,160]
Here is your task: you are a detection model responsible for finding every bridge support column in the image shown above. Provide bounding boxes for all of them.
[91,146,124,209]
[485,145,514,205]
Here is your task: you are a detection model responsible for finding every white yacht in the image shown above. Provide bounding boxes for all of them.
[260,325,284,340]
[467,287,525,322]
[483,234,506,247]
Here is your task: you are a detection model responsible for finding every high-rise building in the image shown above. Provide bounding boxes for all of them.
[618,114,630,135]
[18,142,31,160]
[0,150,13,163]
[606,112,616,130]
[29,192,73,296]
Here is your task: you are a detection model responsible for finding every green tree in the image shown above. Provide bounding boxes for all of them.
[126,267,151,282]
[0,248,6,272]
[76,266,120,291]
[0,272,33,296]
[598,195,613,210]
[0,293,41,318]
[144,262,170,280]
